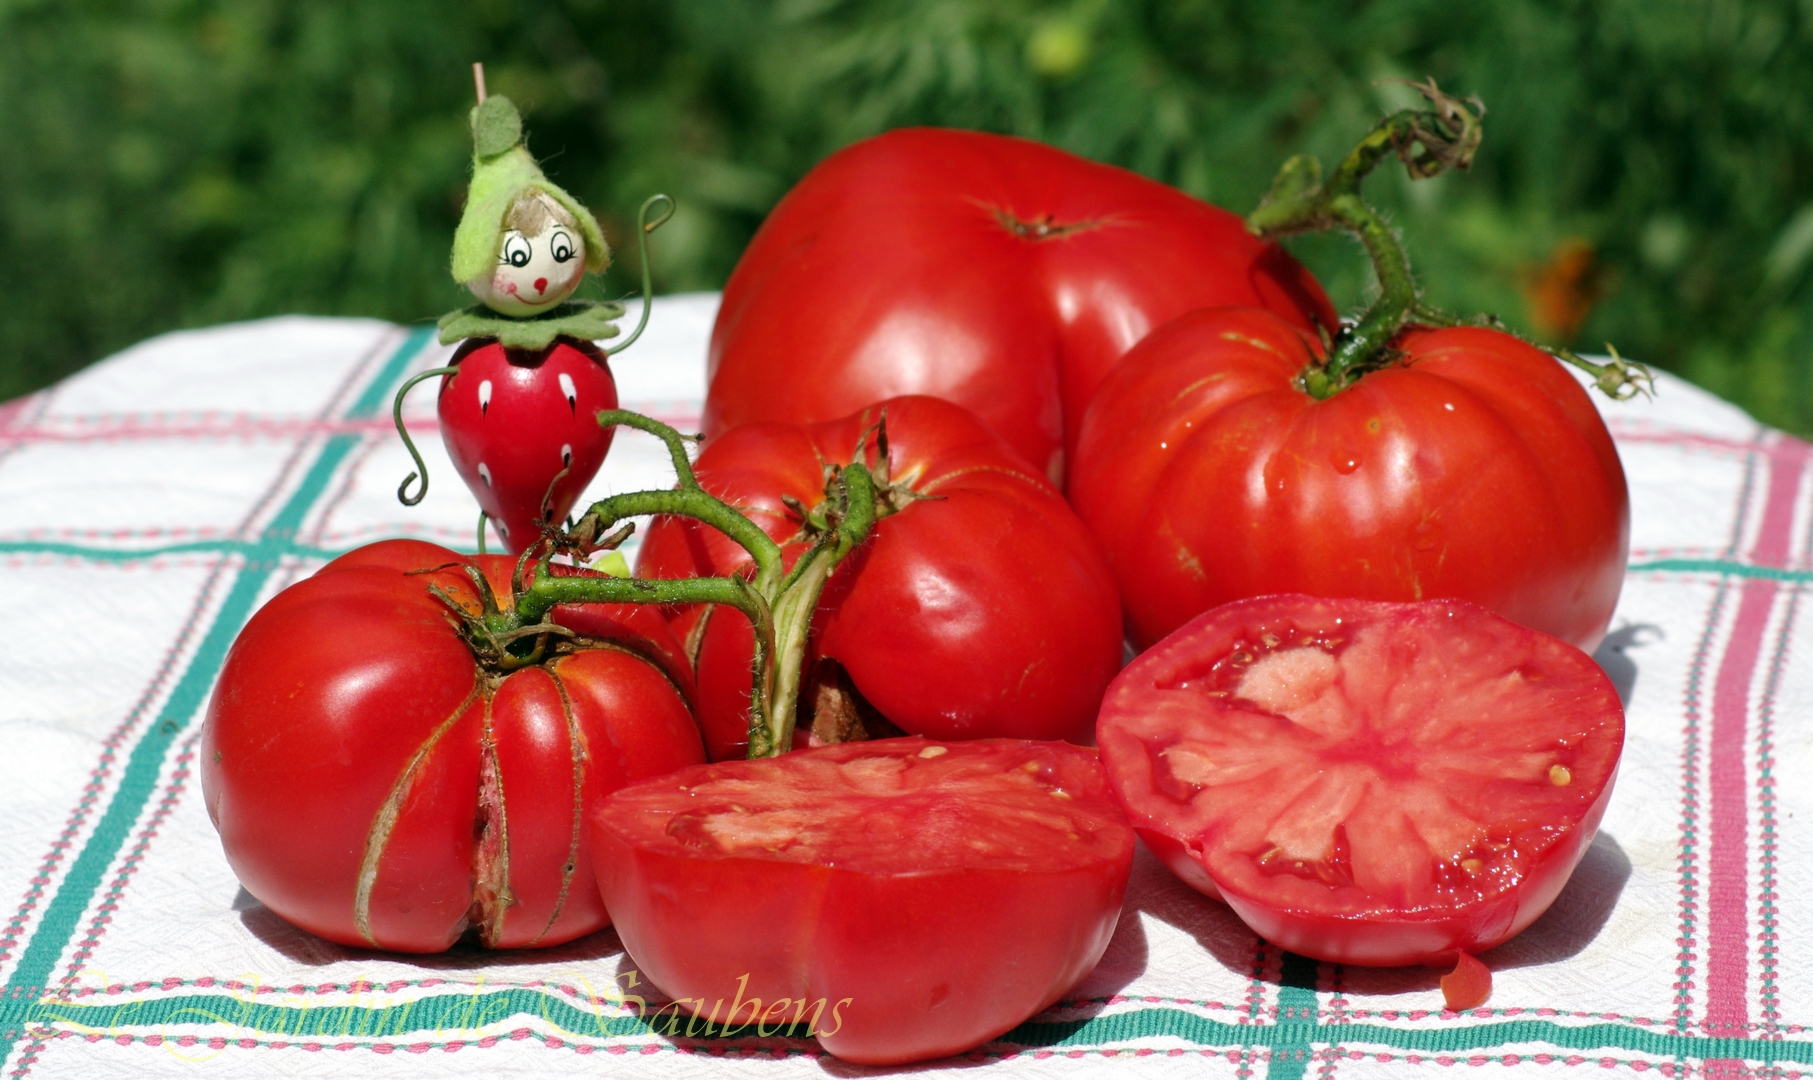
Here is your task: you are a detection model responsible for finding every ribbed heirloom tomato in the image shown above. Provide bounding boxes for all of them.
[200,539,705,952]
[1070,86,1640,652]
[635,394,1123,760]
[1096,595,1624,967]
[591,737,1135,1064]
[1069,312,1629,652]
[706,127,1337,484]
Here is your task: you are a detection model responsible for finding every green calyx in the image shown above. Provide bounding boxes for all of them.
[450,95,609,286]
[1246,80,1652,401]
[436,300,625,349]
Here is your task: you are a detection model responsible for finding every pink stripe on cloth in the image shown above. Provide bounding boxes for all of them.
[0,410,701,447]
[1704,435,1808,1046]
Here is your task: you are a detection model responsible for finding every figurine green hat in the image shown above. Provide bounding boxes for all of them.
[451,95,610,290]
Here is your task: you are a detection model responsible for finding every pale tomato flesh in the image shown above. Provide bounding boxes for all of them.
[1097,595,1623,966]
[591,738,1134,1064]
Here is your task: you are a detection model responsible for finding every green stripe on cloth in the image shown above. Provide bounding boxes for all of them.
[17,991,1813,1064]
[0,539,361,565]
[0,326,433,1064]
[1012,1008,1813,1063]
[1629,558,1813,582]
[1265,953,1319,1080]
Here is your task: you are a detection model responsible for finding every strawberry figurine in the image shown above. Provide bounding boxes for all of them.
[395,65,671,553]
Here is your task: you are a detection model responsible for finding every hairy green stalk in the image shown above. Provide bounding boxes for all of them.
[1247,79,1652,400]
[500,409,886,758]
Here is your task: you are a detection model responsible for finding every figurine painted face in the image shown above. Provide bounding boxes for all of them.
[468,191,588,316]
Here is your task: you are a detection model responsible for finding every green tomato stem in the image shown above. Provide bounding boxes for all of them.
[1407,302,1656,400]
[1247,80,1483,398]
[746,460,881,756]
[502,408,883,759]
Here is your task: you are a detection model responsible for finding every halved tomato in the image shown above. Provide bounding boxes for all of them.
[1095,594,1623,967]
[590,737,1134,1064]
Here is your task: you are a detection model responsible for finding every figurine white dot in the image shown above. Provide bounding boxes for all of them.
[478,380,493,414]
[478,462,493,488]
[558,372,577,411]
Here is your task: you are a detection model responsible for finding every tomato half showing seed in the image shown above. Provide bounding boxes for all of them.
[1095,595,1623,967]
[591,738,1135,1065]
[200,539,704,953]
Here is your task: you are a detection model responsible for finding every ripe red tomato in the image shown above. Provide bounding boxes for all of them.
[1095,594,1624,967]
[438,338,618,552]
[705,128,1337,485]
[200,539,704,952]
[591,737,1135,1064]
[635,395,1123,760]
[1069,311,1629,652]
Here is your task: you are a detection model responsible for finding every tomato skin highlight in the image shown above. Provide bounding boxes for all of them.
[1069,312,1629,652]
[590,738,1135,1064]
[1096,594,1624,968]
[706,128,1336,485]
[636,395,1123,759]
[200,539,704,952]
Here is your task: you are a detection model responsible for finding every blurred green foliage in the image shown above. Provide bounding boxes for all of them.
[3,0,1811,431]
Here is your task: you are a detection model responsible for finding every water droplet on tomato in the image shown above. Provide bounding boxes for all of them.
[1412,520,1439,551]
[1331,451,1361,474]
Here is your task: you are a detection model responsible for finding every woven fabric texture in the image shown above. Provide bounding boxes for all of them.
[0,296,1805,1078]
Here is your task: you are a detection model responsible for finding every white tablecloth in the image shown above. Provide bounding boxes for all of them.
[0,296,1808,1077]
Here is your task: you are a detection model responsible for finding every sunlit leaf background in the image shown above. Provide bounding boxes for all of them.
[3,0,1809,431]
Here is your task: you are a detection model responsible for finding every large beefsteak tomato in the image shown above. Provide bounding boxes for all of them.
[200,539,705,952]
[636,395,1123,760]
[592,737,1135,1064]
[1068,310,1629,652]
[705,128,1337,485]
